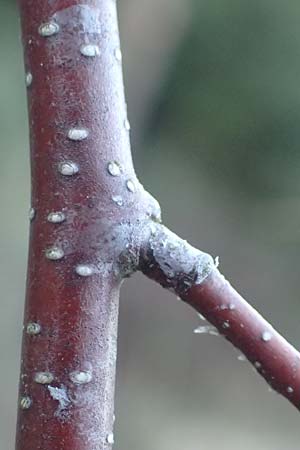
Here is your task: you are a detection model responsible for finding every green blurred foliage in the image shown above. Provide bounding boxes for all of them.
[150,0,300,198]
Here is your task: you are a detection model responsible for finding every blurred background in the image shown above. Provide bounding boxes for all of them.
[1,0,300,448]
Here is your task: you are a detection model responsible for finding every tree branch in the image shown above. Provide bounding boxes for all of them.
[16,1,157,449]
[16,1,300,449]
[140,223,300,410]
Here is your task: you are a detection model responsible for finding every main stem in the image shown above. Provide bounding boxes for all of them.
[16,1,156,449]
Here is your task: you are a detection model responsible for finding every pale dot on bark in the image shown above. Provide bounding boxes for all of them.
[45,247,64,261]
[75,264,94,277]
[114,48,122,61]
[29,207,35,221]
[20,396,32,410]
[126,179,135,193]
[25,72,32,87]
[26,322,41,335]
[58,161,79,176]
[261,331,272,342]
[106,433,114,444]
[124,118,130,131]
[107,161,121,177]
[80,44,100,57]
[112,195,123,206]
[47,211,66,223]
[34,372,54,384]
[38,22,59,37]
[67,128,89,141]
[69,370,92,384]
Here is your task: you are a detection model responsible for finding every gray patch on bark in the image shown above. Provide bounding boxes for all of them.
[48,385,71,417]
[148,224,215,291]
[53,4,102,35]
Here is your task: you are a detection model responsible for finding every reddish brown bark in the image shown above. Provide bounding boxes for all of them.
[16,1,157,450]
[140,224,300,411]
[16,1,300,449]
[186,270,300,407]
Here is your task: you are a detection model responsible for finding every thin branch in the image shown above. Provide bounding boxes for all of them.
[140,223,300,410]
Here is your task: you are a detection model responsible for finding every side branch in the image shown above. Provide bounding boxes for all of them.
[139,223,300,410]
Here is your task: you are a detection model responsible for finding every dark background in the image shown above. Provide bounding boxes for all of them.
[1,0,300,448]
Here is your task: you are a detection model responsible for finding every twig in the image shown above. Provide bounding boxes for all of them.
[140,223,300,410]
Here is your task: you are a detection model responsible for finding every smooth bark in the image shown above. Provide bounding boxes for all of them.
[16,2,300,450]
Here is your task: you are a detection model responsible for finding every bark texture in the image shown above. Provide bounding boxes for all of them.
[16,1,300,450]
[141,224,300,410]
[17,1,157,449]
